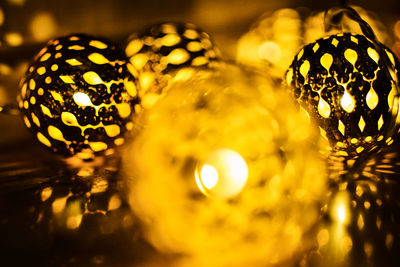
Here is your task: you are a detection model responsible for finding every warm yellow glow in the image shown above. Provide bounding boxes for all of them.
[318,97,331,118]
[66,214,83,229]
[37,132,51,147]
[198,165,219,189]
[89,141,108,152]
[187,41,202,52]
[37,66,46,75]
[337,206,346,222]
[366,88,379,110]
[0,8,3,26]
[130,53,148,70]
[73,92,92,106]
[83,71,103,85]
[195,149,248,199]
[52,196,68,213]
[341,90,355,113]
[89,40,108,49]
[351,36,358,44]
[167,48,190,65]
[331,191,350,225]
[124,66,327,266]
[395,20,400,39]
[50,91,64,103]
[124,80,138,97]
[116,103,131,118]
[41,187,53,201]
[344,48,358,65]
[31,112,40,127]
[104,124,121,137]
[30,12,56,41]
[367,47,379,63]
[258,41,281,64]
[125,39,143,57]
[138,71,155,92]
[61,112,79,126]
[29,79,36,90]
[161,34,181,47]
[191,56,208,66]
[312,43,319,53]
[108,195,122,211]
[41,104,53,118]
[48,125,66,142]
[378,115,384,130]
[299,60,310,79]
[60,75,75,84]
[183,29,199,39]
[88,53,109,65]
[162,24,177,34]
[320,53,333,71]
[65,58,82,66]
[68,45,85,50]
[5,32,23,46]
[388,86,396,110]
[338,120,345,136]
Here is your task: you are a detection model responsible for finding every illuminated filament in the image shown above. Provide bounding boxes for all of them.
[73,92,92,106]
[341,90,355,113]
[195,149,248,199]
[330,191,350,225]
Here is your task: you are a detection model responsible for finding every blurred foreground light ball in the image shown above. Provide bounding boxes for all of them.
[125,22,221,109]
[286,33,400,158]
[18,34,139,160]
[123,65,328,267]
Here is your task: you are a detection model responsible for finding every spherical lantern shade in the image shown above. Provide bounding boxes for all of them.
[18,34,139,159]
[125,22,221,109]
[286,33,400,158]
[124,65,328,266]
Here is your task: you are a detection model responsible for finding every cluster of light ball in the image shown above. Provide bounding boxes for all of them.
[125,22,221,109]
[123,65,327,266]
[286,33,400,158]
[18,34,139,159]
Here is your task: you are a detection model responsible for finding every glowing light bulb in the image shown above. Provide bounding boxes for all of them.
[337,205,346,223]
[195,149,248,199]
[331,191,350,225]
[73,92,92,106]
[340,90,355,113]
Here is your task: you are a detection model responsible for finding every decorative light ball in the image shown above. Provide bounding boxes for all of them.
[18,34,139,159]
[125,22,221,109]
[286,33,400,158]
[124,65,328,266]
[236,8,303,79]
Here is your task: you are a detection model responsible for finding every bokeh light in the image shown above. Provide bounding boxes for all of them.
[124,64,328,266]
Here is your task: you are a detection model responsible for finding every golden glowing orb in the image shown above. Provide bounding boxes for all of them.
[124,65,327,267]
[195,149,248,199]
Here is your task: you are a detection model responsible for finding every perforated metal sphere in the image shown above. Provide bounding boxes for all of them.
[18,34,139,159]
[125,22,221,108]
[286,33,400,158]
